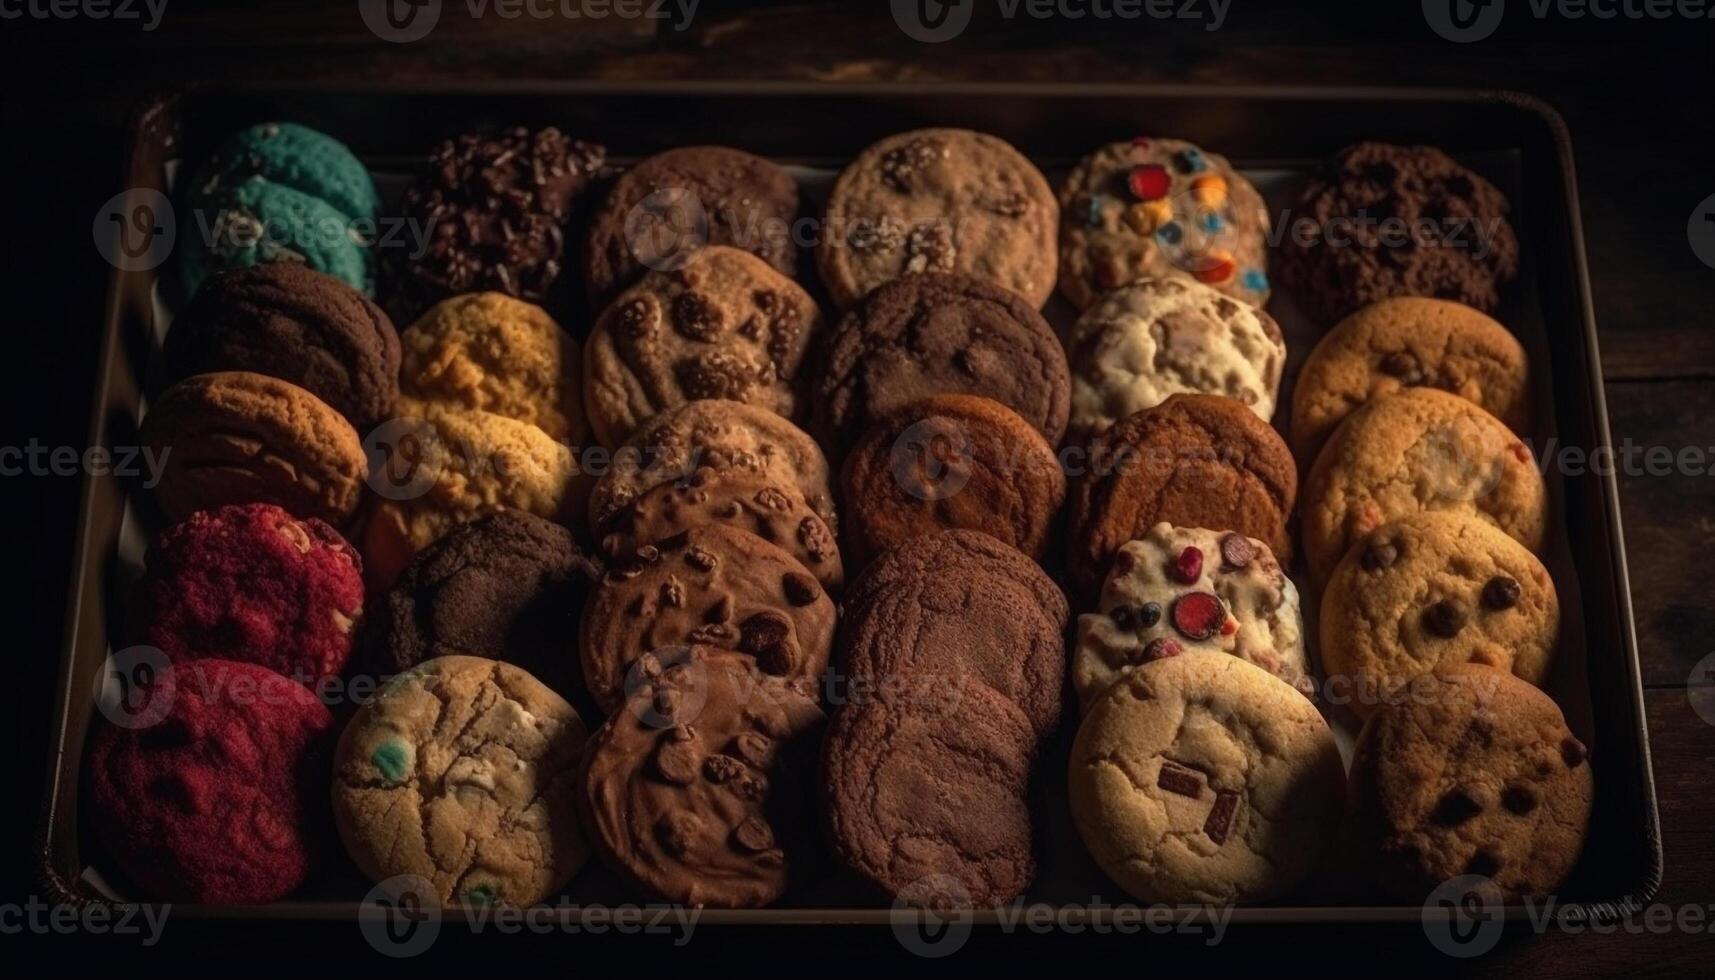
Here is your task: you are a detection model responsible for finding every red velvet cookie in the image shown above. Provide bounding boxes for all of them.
[129,503,364,686]
[87,659,336,903]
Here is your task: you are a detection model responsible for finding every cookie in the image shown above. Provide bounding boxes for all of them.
[129,504,364,687]
[584,146,798,312]
[1073,523,1308,712]
[1321,512,1559,719]
[398,292,588,443]
[818,129,1058,310]
[580,647,827,907]
[822,675,1038,907]
[813,272,1070,452]
[1280,142,1520,326]
[1290,297,1532,461]
[1347,663,1593,901]
[375,511,604,696]
[332,656,590,906]
[88,659,335,903]
[837,530,1068,739]
[361,407,586,587]
[579,523,836,714]
[181,122,378,298]
[1068,651,1344,905]
[1301,386,1546,590]
[163,263,401,433]
[399,127,606,311]
[1063,393,1297,597]
[840,395,1066,567]
[597,465,843,591]
[140,371,367,526]
[1057,138,1271,310]
[588,398,836,534]
[583,245,823,447]
[1065,276,1286,440]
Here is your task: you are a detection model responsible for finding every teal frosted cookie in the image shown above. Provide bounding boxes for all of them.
[188,122,378,230]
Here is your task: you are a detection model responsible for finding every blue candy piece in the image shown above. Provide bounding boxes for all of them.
[462,884,498,906]
[1199,211,1226,233]
[1156,222,1184,246]
[371,740,411,783]
[1241,268,1269,293]
[1173,148,1207,174]
[1087,195,1105,228]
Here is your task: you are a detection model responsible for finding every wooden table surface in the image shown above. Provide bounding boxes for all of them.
[2,2,1709,974]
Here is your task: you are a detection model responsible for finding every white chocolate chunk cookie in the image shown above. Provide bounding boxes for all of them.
[332,656,590,906]
[1074,523,1308,711]
[1068,651,1344,905]
[1066,277,1285,440]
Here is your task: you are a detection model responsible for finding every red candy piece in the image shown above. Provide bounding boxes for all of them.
[1220,618,1239,636]
[1142,638,1183,662]
[1193,254,1237,284]
[1172,592,1226,641]
[1131,136,1152,150]
[1172,546,1204,584]
[1128,164,1171,201]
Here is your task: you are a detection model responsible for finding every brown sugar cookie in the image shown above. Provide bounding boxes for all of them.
[1347,663,1593,901]
[840,395,1066,568]
[580,647,827,908]
[140,371,366,526]
[579,523,835,714]
[1063,393,1297,597]
[583,246,823,448]
[1300,387,1546,590]
[1291,297,1531,461]
[818,129,1058,310]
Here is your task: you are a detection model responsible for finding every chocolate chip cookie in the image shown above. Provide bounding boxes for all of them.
[579,523,836,714]
[140,371,366,526]
[163,263,401,433]
[1290,297,1532,461]
[332,656,591,907]
[1280,142,1520,326]
[584,145,798,312]
[822,675,1038,907]
[1068,651,1344,905]
[818,129,1058,310]
[1347,663,1593,901]
[813,272,1070,453]
[1321,511,1559,719]
[580,647,827,907]
[840,394,1066,568]
[596,465,843,591]
[1066,276,1286,441]
[1063,393,1297,597]
[1058,138,1271,310]
[1301,387,1546,590]
[584,245,823,448]
[1073,523,1309,712]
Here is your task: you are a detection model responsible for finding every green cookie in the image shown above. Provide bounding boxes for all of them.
[188,122,378,225]
[180,176,375,297]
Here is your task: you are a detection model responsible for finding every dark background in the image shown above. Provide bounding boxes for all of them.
[3,1,1711,973]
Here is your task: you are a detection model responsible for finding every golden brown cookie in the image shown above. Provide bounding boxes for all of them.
[818,128,1058,310]
[1321,511,1559,719]
[1347,663,1593,901]
[398,292,587,443]
[140,371,366,526]
[1291,297,1531,461]
[1301,387,1546,590]
[840,395,1066,568]
[1063,393,1297,598]
[583,246,823,448]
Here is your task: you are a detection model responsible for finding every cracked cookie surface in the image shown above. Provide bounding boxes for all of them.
[331,656,590,907]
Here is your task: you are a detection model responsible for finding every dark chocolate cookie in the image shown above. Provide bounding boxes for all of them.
[375,511,604,697]
[579,524,836,714]
[1280,142,1520,326]
[814,272,1070,453]
[822,674,1038,907]
[163,263,401,433]
[580,647,827,907]
[399,127,606,312]
[583,146,799,313]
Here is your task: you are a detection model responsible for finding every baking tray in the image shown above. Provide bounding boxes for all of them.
[38,82,1660,929]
